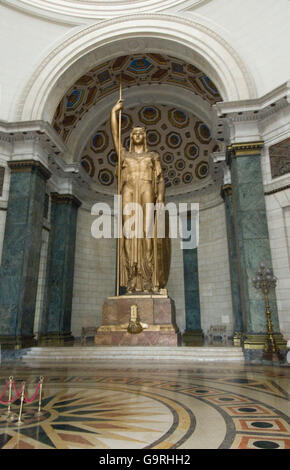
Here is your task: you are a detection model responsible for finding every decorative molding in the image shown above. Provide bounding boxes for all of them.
[0,120,67,157]
[264,184,290,196]
[15,13,256,122]
[4,0,210,23]
[215,81,290,117]
[229,141,264,157]
[214,82,290,144]
[8,159,51,180]
[244,333,287,350]
[50,192,81,208]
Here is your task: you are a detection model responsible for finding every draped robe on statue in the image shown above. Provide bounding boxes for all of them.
[119,147,170,293]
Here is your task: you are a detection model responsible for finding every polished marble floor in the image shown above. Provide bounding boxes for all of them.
[0,361,289,449]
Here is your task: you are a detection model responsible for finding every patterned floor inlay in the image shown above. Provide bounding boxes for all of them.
[0,362,289,449]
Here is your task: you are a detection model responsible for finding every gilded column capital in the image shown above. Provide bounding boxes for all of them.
[50,192,81,208]
[228,141,264,157]
[8,159,51,181]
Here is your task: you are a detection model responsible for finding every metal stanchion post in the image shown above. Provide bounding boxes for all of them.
[6,376,17,422]
[17,383,25,426]
[35,377,44,416]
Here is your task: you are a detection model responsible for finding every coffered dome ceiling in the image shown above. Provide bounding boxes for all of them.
[52,53,222,143]
[80,104,221,194]
[52,53,222,195]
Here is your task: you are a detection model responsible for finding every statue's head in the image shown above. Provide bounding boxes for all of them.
[130,127,148,152]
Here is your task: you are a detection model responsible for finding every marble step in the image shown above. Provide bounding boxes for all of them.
[21,346,245,363]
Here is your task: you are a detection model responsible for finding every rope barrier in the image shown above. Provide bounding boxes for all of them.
[0,378,44,405]
[0,382,10,401]
[24,382,40,404]
[0,382,24,405]
[0,376,45,424]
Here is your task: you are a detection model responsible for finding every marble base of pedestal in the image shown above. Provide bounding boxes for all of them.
[95,295,181,346]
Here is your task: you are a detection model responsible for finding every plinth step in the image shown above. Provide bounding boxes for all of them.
[21,346,245,363]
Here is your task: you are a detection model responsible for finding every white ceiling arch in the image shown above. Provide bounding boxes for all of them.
[14,14,257,123]
[4,0,211,23]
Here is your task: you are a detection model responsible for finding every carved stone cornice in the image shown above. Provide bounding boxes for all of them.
[0,120,67,157]
[8,159,51,181]
[50,192,81,208]
[214,81,290,143]
[216,81,290,119]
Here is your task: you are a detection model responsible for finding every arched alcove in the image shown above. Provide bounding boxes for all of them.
[10,14,250,341]
[14,14,256,124]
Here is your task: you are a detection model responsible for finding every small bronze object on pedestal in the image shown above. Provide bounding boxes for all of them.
[253,263,283,362]
[126,305,148,334]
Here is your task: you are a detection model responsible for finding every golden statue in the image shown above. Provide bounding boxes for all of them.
[111,97,170,294]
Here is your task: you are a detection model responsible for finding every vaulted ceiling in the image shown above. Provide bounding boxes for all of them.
[52,52,222,195]
[52,53,222,143]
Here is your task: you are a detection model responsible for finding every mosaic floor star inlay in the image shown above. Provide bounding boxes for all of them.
[0,361,289,449]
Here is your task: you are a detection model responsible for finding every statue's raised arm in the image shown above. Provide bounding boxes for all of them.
[110,99,123,156]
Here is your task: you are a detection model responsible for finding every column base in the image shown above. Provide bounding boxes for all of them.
[244,348,288,365]
[243,333,288,364]
[244,333,287,350]
[0,335,36,350]
[233,332,244,347]
[182,330,204,346]
[37,332,74,346]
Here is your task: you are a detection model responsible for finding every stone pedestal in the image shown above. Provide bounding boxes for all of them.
[95,295,181,346]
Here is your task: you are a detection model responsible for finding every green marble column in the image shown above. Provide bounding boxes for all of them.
[229,142,287,360]
[182,213,203,346]
[39,193,81,345]
[221,184,244,346]
[0,160,50,348]
[182,247,203,345]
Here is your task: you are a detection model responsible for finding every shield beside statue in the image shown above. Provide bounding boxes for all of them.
[156,211,171,288]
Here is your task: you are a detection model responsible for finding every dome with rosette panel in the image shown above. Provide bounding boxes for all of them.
[52,53,223,195]
[80,103,222,194]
